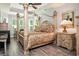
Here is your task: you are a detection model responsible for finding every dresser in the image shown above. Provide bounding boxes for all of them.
[57,32,76,50]
[0,23,8,30]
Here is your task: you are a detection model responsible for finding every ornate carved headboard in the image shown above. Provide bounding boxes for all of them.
[35,20,55,32]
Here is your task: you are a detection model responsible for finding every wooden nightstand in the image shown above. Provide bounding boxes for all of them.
[57,32,76,50]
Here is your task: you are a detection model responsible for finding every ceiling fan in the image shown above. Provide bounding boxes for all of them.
[19,3,41,9]
[28,3,41,9]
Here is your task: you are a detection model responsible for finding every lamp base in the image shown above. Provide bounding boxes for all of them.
[63,29,67,32]
[63,26,67,32]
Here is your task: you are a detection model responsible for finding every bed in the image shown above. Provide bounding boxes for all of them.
[19,31,56,48]
[18,21,56,55]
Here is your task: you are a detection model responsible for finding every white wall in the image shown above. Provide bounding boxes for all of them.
[54,3,79,29]
[35,7,55,24]
[0,4,10,23]
[0,4,16,37]
[8,14,16,37]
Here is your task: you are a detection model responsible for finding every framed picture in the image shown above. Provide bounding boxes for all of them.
[62,11,74,27]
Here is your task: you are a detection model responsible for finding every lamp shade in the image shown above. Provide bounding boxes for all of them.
[61,20,68,26]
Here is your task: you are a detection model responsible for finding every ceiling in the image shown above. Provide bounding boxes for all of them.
[0,3,65,16]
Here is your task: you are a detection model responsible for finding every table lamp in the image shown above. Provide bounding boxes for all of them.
[61,20,68,32]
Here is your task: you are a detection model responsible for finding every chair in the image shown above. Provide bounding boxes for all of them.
[0,33,8,55]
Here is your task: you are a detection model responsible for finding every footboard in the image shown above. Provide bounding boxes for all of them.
[26,32,55,49]
[18,32,56,54]
[18,33,24,46]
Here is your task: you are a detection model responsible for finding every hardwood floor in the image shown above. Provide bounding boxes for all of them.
[30,44,75,56]
[0,38,76,56]
[0,38,24,56]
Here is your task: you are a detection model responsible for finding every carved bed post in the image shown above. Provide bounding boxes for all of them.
[23,3,29,55]
[16,13,19,41]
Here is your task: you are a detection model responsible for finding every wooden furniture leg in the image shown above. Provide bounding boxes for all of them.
[4,41,6,55]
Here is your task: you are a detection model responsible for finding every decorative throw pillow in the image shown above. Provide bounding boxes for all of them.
[34,26,41,32]
[34,20,55,32]
[45,24,55,32]
[40,23,55,32]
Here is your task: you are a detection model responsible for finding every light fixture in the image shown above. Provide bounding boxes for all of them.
[61,20,73,32]
[28,5,35,11]
[61,20,68,32]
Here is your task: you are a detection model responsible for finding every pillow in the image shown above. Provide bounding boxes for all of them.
[34,20,55,32]
[34,26,41,32]
[40,24,55,32]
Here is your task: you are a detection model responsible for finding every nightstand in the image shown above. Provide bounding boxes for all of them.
[57,32,76,50]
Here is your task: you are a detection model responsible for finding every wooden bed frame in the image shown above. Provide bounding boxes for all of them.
[16,4,29,55]
[16,4,56,55]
